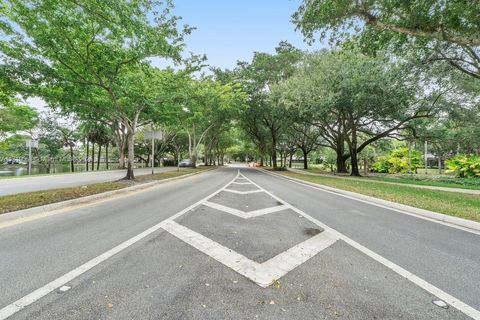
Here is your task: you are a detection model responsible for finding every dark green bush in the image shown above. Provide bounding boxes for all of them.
[162,159,177,167]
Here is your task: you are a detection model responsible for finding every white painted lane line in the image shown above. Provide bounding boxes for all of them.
[161,220,337,287]
[223,189,263,195]
[258,229,338,285]
[231,182,252,185]
[202,201,287,219]
[241,170,480,320]
[161,220,261,282]
[248,205,288,217]
[203,201,249,219]
[0,172,241,320]
[261,169,480,236]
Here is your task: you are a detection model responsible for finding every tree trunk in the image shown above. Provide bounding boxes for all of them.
[289,153,293,168]
[336,155,348,173]
[106,143,109,170]
[70,146,74,172]
[86,139,89,171]
[271,137,277,168]
[350,151,361,176]
[125,132,135,180]
[335,141,348,173]
[302,148,308,169]
[91,143,95,171]
[191,154,197,168]
[97,144,102,171]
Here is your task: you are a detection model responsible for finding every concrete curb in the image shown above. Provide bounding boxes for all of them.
[261,169,480,233]
[0,168,216,226]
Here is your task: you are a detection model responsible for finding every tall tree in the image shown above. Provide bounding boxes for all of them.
[1,0,191,179]
[293,0,480,79]
[233,42,303,168]
[280,50,445,175]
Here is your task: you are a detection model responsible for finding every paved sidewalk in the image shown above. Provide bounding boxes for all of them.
[0,167,176,196]
[288,168,480,195]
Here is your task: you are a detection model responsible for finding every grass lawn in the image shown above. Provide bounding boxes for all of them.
[0,168,207,214]
[276,170,480,223]
[296,167,480,191]
[369,176,480,190]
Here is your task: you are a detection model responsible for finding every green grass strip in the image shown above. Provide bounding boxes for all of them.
[0,168,206,214]
[279,171,480,223]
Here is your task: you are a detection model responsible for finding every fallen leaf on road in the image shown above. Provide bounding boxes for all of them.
[107,303,113,308]
[269,300,275,305]
[272,279,281,289]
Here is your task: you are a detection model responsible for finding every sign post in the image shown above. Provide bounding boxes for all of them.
[26,139,38,175]
[144,131,163,175]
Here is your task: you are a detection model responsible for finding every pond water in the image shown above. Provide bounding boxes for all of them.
[0,163,146,177]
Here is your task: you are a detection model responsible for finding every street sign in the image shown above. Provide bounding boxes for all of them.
[26,140,39,148]
[144,131,163,140]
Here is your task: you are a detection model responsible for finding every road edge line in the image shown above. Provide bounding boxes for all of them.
[260,169,480,235]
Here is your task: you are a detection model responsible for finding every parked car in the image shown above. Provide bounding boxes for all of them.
[6,158,21,165]
[178,159,194,167]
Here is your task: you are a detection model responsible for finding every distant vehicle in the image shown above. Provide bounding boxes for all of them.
[178,159,194,167]
[6,158,20,165]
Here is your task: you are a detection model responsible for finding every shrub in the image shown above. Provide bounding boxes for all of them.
[273,166,288,171]
[162,159,177,167]
[371,148,423,174]
[446,154,480,178]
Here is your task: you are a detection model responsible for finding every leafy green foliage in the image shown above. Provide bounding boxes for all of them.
[371,148,423,174]
[293,0,480,79]
[0,98,38,136]
[446,154,480,178]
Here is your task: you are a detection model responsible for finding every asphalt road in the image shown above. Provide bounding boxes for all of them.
[0,167,175,196]
[1,166,479,320]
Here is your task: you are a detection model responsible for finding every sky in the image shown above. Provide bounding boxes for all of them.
[150,0,326,70]
[29,0,328,111]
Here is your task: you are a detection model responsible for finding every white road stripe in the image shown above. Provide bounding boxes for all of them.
[231,181,253,185]
[161,220,337,287]
[261,169,480,236]
[203,201,287,219]
[203,201,249,218]
[241,170,480,320]
[0,172,241,320]
[223,189,263,195]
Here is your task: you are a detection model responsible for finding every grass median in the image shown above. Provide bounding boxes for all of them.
[302,167,480,190]
[0,168,209,214]
[275,170,480,223]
